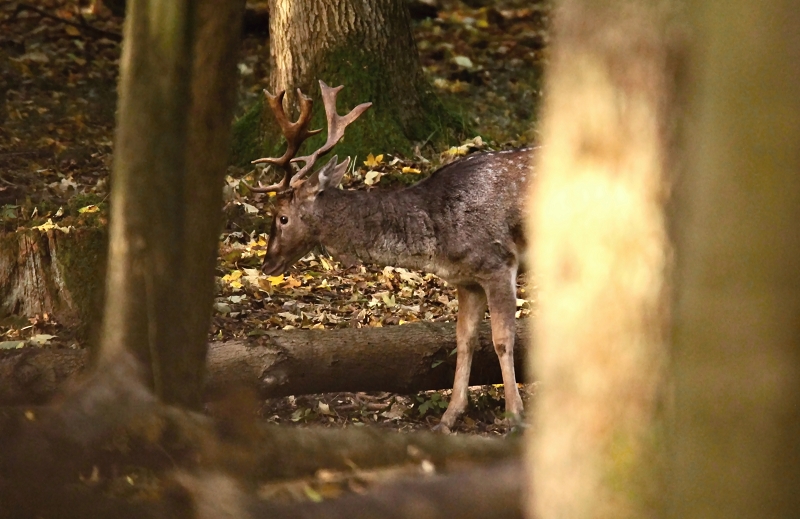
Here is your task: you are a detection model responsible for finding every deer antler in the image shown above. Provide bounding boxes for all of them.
[289,80,372,187]
[245,87,321,193]
[246,81,371,193]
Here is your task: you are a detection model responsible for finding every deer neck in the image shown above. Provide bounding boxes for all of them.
[314,187,437,270]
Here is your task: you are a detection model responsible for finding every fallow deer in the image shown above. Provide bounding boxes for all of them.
[247,80,529,432]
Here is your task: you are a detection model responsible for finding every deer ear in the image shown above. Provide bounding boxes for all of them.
[308,155,350,194]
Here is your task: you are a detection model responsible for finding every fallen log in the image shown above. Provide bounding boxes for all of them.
[253,462,523,519]
[206,319,531,398]
[0,318,531,404]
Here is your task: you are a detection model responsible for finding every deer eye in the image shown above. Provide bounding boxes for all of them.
[279,215,289,225]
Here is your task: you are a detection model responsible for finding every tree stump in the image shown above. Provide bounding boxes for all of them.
[0,226,106,332]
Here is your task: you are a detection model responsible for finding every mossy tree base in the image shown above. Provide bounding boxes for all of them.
[0,226,106,335]
[231,0,466,167]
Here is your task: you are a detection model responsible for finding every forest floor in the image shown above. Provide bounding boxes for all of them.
[0,0,548,436]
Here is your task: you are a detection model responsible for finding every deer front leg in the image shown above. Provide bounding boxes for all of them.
[485,274,524,424]
[434,284,487,433]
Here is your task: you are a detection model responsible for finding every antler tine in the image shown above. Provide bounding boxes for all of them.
[289,80,372,187]
[248,87,322,193]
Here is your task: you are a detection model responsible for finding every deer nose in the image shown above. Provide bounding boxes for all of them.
[261,256,286,276]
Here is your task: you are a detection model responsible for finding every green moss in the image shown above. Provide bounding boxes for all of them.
[230,98,266,166]
[53,225,107,344]
[67,192,105,214]
[306,45,467,158]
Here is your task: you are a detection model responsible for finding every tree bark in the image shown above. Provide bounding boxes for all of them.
[244,0,453,164]
[0,318,530,404]
[0,226,106,332]
[248,462,524,519]
[527,1,678,518]
[100,0,244,408]
[669,1,800,517]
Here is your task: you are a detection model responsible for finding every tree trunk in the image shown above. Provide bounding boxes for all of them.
[527,1,678,518]
[0,318,530,404]
[100,0,244,408]
[669,0,800,517]
[235,0,454,165]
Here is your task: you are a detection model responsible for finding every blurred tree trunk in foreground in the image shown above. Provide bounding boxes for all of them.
[527,1,679,517]
[99,0,245,408]
[669,0,800,517]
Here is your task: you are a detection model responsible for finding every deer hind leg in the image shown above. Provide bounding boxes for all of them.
[435,284,487,433]
[484,272,524,423]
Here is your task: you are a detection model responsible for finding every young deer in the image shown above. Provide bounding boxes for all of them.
[247,80,528,432]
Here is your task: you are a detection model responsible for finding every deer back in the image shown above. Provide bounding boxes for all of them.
[307,148,533,283]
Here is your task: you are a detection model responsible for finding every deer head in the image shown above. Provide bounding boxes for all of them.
[245,81,371,275]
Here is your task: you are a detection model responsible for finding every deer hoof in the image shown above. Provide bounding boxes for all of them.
[431,422,452,435]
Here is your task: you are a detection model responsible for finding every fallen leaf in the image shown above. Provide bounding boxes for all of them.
[29,334,56,345]
[452,55,474,68]
[267,274,285,285]
[214,302,232,315]
[284,276,302,289]
[364,170,382,186]
[33,219,73,234]
[363,153,384,167]
[18,52,50,63]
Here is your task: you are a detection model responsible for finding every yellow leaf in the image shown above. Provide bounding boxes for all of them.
[65,25,81,36]
[444,146,467,157]
[78,204,99,214]
[401,166,421,174]
[33,219,73,234]
[230,280,243,289]
[34,219,56,232]
[363,153,384,167]
[222,270,243,283]
[267,274,285,285]
[319,257,334,271]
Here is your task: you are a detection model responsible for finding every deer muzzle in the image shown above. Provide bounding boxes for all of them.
[260,255,288,276]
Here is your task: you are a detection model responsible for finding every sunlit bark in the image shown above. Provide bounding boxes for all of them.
[527,1,678,517]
